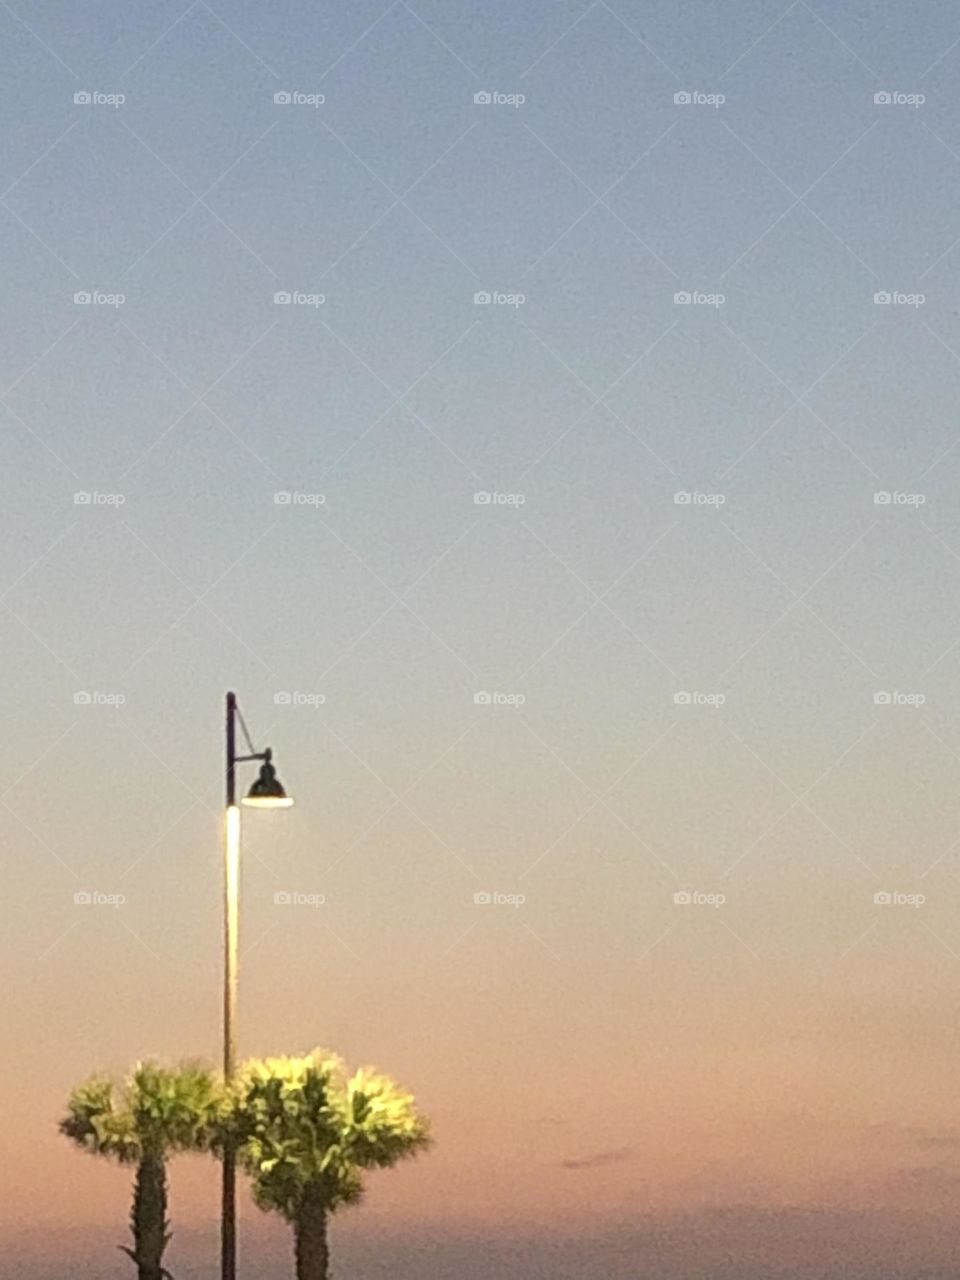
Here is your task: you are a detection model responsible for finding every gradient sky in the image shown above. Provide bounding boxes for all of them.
[5,1,960,1277]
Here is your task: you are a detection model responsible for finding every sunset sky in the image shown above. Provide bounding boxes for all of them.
[5,1,960,1277]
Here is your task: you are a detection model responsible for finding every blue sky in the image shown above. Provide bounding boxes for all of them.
[7,2,960,1277]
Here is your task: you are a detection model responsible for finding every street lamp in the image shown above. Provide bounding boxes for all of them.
[242,751,294,808]
[222,691,293,1280]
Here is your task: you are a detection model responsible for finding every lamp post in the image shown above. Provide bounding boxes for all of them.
[222,691,293,1280]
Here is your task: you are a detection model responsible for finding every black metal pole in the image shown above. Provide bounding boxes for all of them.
[222,691,237,1280]
[226,690,236,807]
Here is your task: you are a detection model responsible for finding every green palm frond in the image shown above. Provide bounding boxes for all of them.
[230,1049,430,1223]
[59,1075,140,1163]
[60,1061,221,1163]
[129,1060,222,1155]
[338,1066,431,1168]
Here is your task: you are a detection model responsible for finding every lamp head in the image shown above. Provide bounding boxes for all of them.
[242,749,294,808]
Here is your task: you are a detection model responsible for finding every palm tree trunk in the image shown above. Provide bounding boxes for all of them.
[294,1184,329,1280]
[126,1152,169,1280]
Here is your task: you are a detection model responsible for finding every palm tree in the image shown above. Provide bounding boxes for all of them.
[228,1050,430,1280]
[60,1061,221,1280]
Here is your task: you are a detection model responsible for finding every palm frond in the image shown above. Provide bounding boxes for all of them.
[60,1061,221,1162]
[230,1049,430,1222]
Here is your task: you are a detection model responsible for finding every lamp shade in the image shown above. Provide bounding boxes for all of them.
[242,752,293,808]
